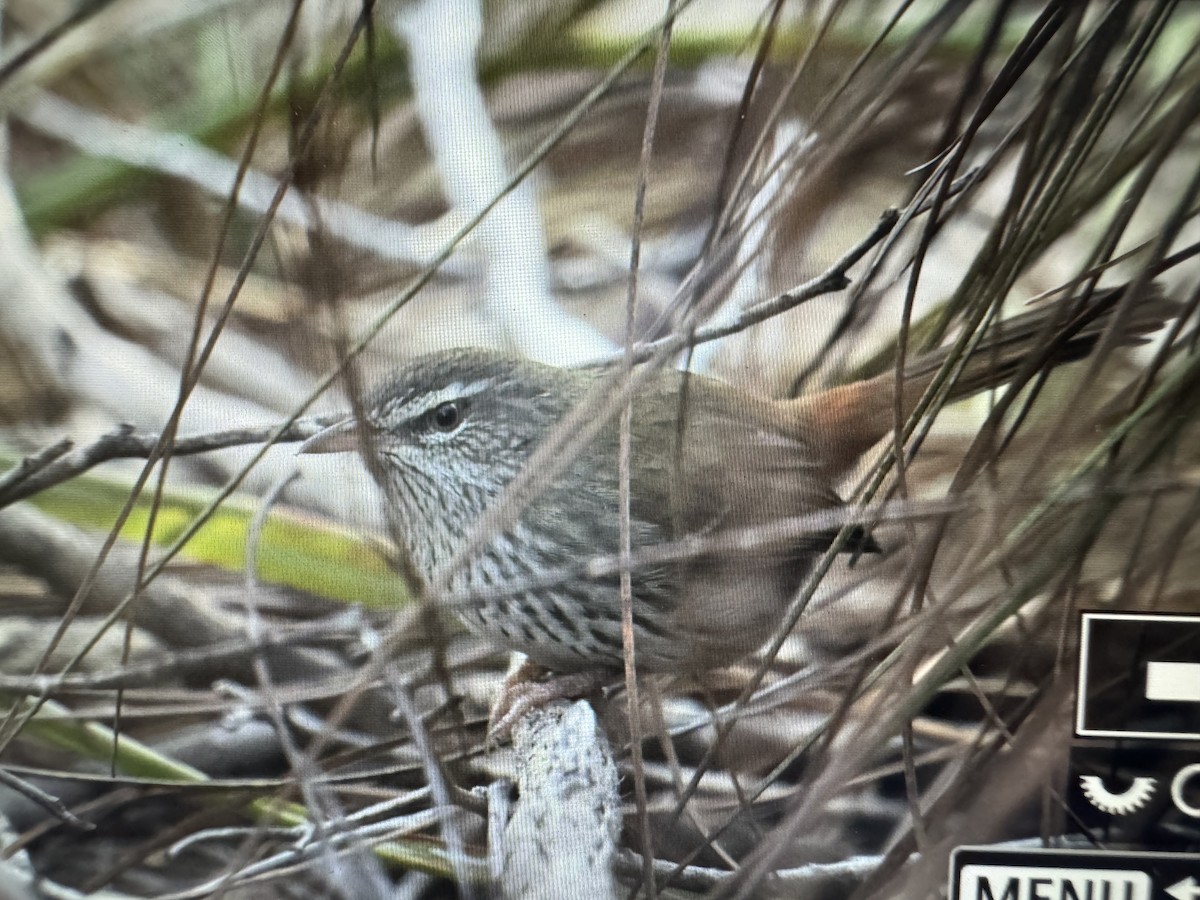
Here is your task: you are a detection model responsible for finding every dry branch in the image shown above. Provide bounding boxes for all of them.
[501,700,621,900]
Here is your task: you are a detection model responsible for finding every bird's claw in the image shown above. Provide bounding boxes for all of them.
[486,667,608,746]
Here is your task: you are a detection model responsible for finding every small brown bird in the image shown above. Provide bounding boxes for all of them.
[306,286,1169,680]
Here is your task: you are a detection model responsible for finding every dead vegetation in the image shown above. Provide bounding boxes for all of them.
[0,1,1198,897]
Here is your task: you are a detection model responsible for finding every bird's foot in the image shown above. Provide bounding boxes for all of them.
[487,661,608,746]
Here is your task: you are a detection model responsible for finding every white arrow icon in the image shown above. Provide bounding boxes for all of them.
[1167,876,1200,900]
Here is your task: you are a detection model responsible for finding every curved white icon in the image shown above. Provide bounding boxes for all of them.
[1171,763,1200,818]
[1079,775,1157,815]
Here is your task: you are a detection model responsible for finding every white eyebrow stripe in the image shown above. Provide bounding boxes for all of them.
[444,379,494,399]
[385,378,497,422]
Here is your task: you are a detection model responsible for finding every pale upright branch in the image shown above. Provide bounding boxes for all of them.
[391,0,615,364]
[501,701,621,900]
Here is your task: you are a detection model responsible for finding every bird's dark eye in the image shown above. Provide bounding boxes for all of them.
[430,400,464,431]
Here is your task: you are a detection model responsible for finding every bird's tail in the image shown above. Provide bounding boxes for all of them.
[906,282,1174,402]
[791,282,1177,471]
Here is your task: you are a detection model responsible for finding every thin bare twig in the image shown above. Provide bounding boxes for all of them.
[0,766,93,830]
[618,1,678,895]
[0,615,360,694]
[586,207,900,368]
[0,421,326,508]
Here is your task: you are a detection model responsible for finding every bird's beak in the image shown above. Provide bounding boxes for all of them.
[298,418,362,455]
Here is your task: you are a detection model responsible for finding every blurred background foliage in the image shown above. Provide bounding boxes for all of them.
[0,1,1198,897]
